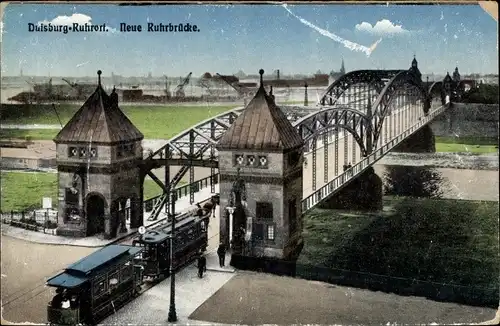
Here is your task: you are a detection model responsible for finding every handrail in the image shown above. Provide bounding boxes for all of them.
[143,173,219,211]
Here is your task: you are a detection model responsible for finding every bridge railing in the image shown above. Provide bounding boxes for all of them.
[143,173,220,212]
[302,105,448,212]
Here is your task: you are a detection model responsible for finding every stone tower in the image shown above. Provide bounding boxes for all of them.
[452,67,461,82]
[410,55,422,81]
[54,70,144,239]
[216,69,305,262]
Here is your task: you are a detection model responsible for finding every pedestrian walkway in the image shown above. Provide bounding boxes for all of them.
[102,250,236,326]
[1,185,219,247]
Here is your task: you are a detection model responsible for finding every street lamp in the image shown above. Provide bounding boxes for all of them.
[167,189,178,323]
[226,206,235,249]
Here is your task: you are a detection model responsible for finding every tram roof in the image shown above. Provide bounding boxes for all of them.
[139,230,170,244]
[46,245,143,288]
[138,214,205,244]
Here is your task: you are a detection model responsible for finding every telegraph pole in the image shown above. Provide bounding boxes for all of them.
[168,189,178,323]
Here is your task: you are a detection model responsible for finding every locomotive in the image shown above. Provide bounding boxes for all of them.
[46,195,218,325]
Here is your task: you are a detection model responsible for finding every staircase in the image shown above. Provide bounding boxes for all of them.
[147,165,190,221]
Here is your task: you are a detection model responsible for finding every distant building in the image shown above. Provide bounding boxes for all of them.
[409,55,422,80]
[329,58,346,83]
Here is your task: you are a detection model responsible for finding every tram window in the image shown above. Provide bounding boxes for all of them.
[93,276,107,297]
[121,262,133,282]
[187,229,195,241]
[177,234,186,247]
[148,246,157,261]
[109,271,119,291]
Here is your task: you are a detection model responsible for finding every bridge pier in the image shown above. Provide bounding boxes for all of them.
[393,124,436,153]
[319,167,383,211]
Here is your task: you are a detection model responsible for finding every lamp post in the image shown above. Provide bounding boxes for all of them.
[167,189,178,323]
[226,206,235,249]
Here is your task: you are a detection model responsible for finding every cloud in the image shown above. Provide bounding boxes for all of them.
[37,13,118,35]
[355,19,409,36]
[282,4,381,57]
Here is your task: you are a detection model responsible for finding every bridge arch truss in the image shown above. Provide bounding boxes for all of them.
[318,70,404,109]
[142,69,451,220]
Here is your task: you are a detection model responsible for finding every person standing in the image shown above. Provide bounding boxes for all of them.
[197,255,207,278]
[217,242,226,267]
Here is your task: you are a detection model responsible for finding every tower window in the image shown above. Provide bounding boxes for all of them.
[89,147,98,158]
[68,146,97,159]
[68,147,78,157]
[79,147,88,158]
[258,156,268,168]
[266,225,275,240]
[125,143,134,154]
[234,154,244,166]
[246,155,256,167]
[117,143,135,158]
[256,202,273,221]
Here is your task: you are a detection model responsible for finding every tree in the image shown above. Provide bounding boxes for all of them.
[461,84,499,104]
[383,166,445,199]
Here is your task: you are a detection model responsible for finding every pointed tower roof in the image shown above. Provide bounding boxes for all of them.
[340,58,346,75]
[54,70,144,144]
[217,69,303,152]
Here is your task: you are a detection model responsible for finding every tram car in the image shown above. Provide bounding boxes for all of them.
[46,245,144,325]
[132,212,210,279]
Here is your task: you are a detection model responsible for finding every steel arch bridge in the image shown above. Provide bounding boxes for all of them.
[141,68,450,221]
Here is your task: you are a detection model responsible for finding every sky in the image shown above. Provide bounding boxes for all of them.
[0,3,498,77]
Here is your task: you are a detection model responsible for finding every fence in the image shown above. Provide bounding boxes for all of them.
[1,209,58,235]
[1,174,220,235]
[143,173,219,212]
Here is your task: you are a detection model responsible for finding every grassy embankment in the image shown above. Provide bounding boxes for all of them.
[299,197,499,303]
[435,136,498,154]
[1,104,497,154]
[0,171,183,212]
[0,103,233,140]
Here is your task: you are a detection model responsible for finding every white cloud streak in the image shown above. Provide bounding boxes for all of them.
[282,4,382,57]
[355,19,409,36]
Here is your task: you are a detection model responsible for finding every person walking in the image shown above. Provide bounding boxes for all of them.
[197,254,207,278]
[217,242,226,267]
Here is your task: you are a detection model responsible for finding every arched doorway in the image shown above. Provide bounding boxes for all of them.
[86,193,106,236]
